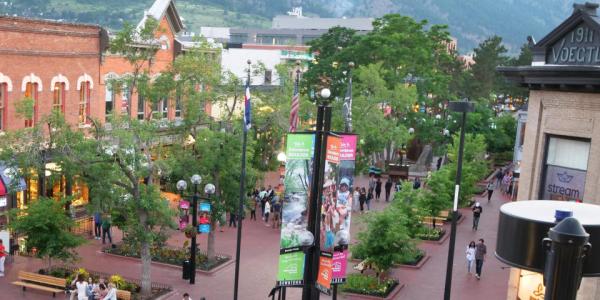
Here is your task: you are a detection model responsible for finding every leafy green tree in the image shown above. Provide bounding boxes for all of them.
[467,35,509,99]
[9,198,86,268]
[352,209,418,281]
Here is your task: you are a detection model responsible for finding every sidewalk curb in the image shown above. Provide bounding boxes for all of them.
[100,251,235,276]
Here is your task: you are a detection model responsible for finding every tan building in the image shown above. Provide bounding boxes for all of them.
[499,3,600,300]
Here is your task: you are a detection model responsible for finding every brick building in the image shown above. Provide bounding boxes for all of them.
[0,16,107,131]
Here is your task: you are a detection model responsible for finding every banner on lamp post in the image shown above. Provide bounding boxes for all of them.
[277,133,316,287]
[332,134,357,284]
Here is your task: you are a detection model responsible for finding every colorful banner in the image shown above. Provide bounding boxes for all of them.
[316,252,333,295]
[178,200,190,230]
[332,134,357,284]
[277,133,316,287]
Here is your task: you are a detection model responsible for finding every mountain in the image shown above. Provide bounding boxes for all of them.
[0,0,596,54]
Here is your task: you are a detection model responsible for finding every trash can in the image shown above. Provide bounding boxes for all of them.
[182,260,191,280]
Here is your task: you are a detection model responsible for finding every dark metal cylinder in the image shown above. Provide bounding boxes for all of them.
[543,217,591,300]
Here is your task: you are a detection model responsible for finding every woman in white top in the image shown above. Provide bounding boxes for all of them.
[103,282,117,300]
[75,274,89,300]
[466,240,476,274]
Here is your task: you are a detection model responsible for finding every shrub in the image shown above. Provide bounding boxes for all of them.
[352,209,419,277]
[340,274,398,297]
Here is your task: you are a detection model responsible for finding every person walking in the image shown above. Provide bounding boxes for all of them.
[472,202,482,230]
[486,181,494,203]
[466,241,476,274]
[259,187,267,217]
[375,177,382,201]
[249,193,257,221]
[272,200,281,229]
[366,189,372,211]
[359,188,367,213]
[182,292,193,300]
[228,212,237,228]
[264,200,271,225]
[94,211,102,240]
[384,178,393,202]
[502,172,511,195]
[0,239,6,277]
[495,169,503,186]
[368,175,376,197]
[475,239,487,279]
[101,214,112,245]
[352,187,360,212]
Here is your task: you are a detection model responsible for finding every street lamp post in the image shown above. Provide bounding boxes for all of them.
[443,100,474,300]
[177,175,203,285]
[302,88,331,300]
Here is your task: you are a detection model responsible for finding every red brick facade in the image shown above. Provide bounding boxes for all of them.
[0,0,187,132]
[0,16,104,130]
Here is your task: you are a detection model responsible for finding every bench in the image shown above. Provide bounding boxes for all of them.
[421,216,446,227]
[12,271,66,297]
[117,289,132,300]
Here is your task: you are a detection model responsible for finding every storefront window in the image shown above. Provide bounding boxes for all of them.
[540,136,590,201]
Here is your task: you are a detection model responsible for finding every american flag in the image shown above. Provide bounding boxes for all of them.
[288,72,300,132]
[244,79,251,132]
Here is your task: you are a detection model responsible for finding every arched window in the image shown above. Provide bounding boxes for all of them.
[53,82,66,113]
[24,82,38,127]
[79,81,91,124]
[0,83,6,130]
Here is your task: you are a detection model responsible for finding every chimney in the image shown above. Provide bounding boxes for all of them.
[573,2,599,16]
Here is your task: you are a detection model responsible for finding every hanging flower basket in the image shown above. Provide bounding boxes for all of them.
[183,225,197,239]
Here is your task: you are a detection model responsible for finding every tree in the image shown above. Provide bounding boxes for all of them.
[352,209,418,282]
[65,17,178,297]
[9,198,85,269]
[467,35,509,100]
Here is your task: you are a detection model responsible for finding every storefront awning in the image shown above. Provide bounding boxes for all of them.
[0,163,26,192]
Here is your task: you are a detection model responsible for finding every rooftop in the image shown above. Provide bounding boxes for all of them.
[271,15,373,31]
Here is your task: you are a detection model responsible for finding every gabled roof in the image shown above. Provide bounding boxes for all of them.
[534,6,600,49]
[137,0,184,34]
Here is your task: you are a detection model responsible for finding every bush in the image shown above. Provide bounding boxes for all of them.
[104,243,229,271]
[415,226,445,241]
[352,209,420,273]
[340,274,398,297]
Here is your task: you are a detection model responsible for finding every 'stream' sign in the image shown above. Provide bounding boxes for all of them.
[547,24,600,65]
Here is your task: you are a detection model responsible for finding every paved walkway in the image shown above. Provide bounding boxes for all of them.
[0,174,511,299]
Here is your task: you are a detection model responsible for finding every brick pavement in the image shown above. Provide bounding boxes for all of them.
[0,175,511,300]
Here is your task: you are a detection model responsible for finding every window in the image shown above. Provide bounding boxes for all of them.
[137,94,146,120]
[0,83,6,130]
[540,136,590,201]
[78,81,91,124]
[175,90,182,118]
[105,84,114,121]
[152,98,168,119]
[53,82,66,113]
[24,82,38,127]
[230,33,248,44]
[264,70,272,85]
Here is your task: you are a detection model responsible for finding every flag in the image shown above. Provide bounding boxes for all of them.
[343,73,353,132]
[244,79,251,132]
[288,73,300,132]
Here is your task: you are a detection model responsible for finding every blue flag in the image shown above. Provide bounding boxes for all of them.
[244,81,251,132]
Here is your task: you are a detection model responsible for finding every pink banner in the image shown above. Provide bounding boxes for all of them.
[340,135,357,161]
[331,249,348,282]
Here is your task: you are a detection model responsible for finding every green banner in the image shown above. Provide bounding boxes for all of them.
[277,133,316,287]
[277,249,306,286]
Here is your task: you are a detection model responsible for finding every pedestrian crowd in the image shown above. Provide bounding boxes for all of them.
[67,274,118,300]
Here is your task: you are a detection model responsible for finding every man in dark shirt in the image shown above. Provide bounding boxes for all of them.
[384,178,393,202]
[472,202,482,230]
[475,238,487,279]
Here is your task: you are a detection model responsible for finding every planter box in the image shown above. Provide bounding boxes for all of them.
[101,251,234,276]
[396,254,430,269]
[421,230,450,245]
[349,254,430,271]
[343,282,405,300]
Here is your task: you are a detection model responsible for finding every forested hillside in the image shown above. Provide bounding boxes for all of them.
[1,0,594,53]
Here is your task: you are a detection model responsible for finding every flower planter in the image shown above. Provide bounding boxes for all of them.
[420,229,450,245]
[342,281,405,300]
[396,254,430,269]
